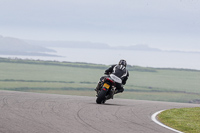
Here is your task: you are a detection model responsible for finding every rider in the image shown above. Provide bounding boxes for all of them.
[95,59,129,94]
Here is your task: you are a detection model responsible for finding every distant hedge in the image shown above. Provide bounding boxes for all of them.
[1,57,198,72]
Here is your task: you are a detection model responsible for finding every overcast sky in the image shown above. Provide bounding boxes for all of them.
[0,0,200,51]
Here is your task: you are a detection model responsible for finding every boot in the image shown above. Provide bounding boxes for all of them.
[114,89,118,94]
[95,82,101,92]
[114,89,122,94]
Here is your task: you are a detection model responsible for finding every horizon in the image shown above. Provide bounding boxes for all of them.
[1,34,200,53]
[1,37,200,70]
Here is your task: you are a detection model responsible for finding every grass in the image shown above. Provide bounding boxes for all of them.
[0,62,102,82]
[1,57,200,103]
[158,107,200,133]
[132,70,200,93]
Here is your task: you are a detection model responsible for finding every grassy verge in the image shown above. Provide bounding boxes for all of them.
[158,107,200,133]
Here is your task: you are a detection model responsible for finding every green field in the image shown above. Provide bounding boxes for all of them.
[0,57,200,103]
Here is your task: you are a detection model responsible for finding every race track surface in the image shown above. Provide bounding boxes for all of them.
[0,90,198,133]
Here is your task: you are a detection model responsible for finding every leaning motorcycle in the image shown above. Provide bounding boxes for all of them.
[96,76,116,104]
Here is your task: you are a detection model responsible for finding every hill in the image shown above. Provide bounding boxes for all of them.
[0,35,57,56]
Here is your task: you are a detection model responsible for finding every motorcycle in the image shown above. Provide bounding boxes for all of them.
[96,76,116,104]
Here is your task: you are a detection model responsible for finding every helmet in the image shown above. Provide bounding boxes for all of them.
[119,59,127,67]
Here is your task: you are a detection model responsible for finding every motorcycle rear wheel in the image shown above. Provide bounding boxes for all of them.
[96,90,106,104]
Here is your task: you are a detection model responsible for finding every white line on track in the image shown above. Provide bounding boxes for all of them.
[151,110,183,133]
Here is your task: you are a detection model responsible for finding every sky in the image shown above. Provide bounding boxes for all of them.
[0,0,200,51]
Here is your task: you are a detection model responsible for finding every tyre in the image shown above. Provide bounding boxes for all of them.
[96,90,107,104]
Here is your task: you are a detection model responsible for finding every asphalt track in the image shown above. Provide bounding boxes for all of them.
[0,90,199,133]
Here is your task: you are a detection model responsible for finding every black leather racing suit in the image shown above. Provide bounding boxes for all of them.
[103,64,129,93]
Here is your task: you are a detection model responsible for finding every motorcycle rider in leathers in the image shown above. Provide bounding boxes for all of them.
[95,59,129,95]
